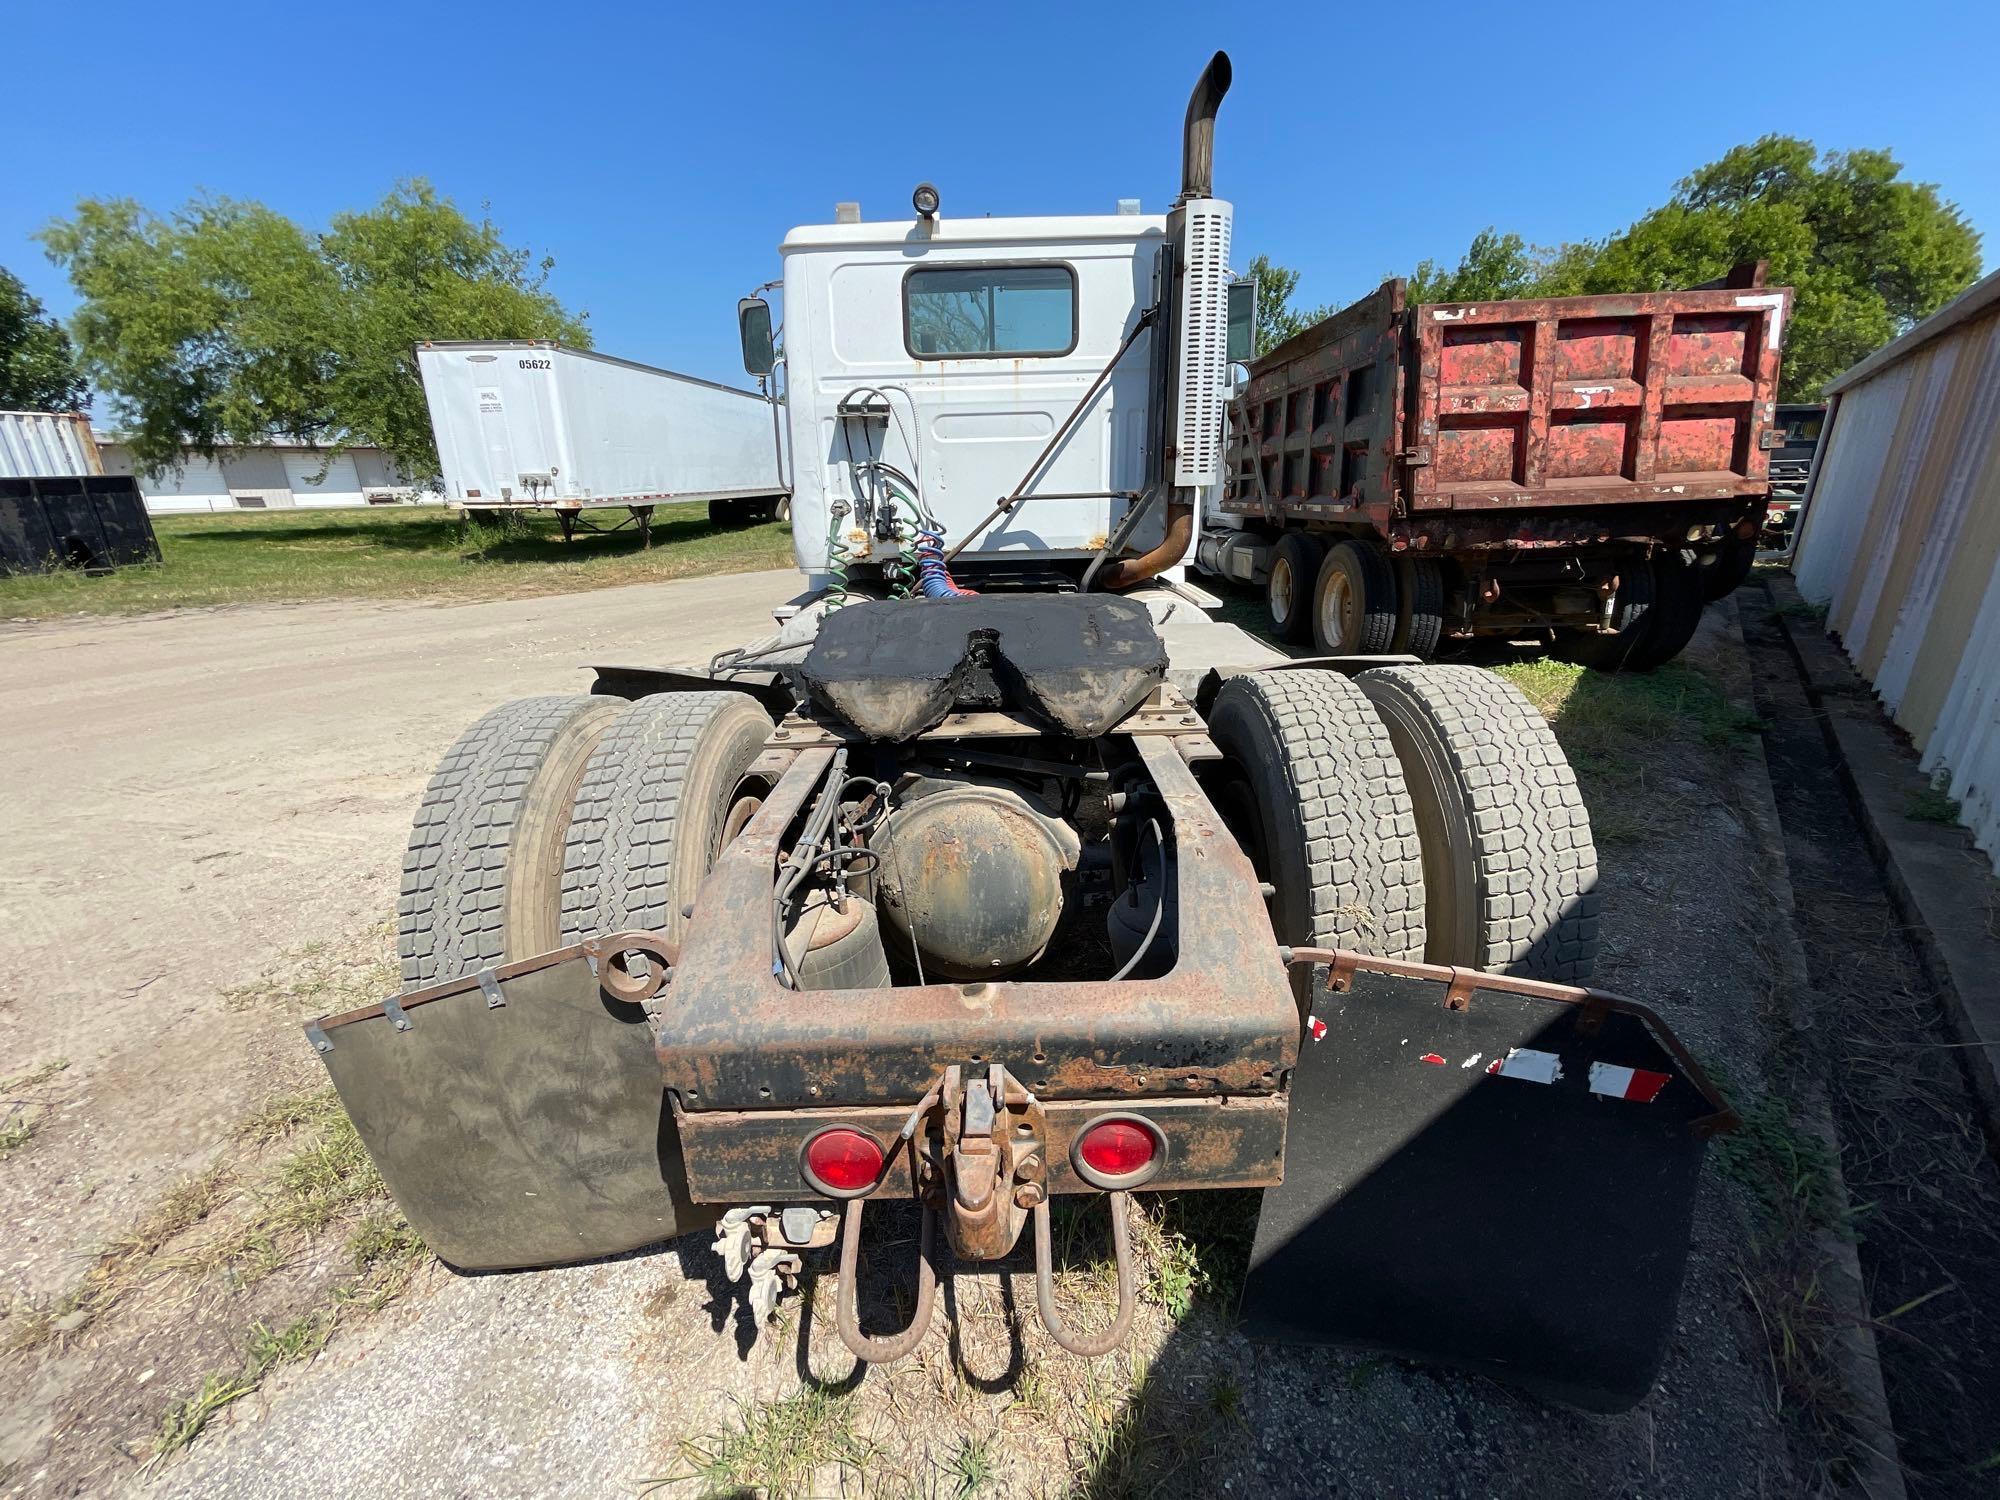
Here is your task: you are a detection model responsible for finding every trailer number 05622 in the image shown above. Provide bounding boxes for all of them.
[518,358,551,369]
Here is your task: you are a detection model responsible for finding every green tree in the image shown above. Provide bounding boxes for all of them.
[1245,254,1333,356]
[1404,138,1981,399]
[1406,229,1584,305]
[0,266,89,411]
[39,181,588,479]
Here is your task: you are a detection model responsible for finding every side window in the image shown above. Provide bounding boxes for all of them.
[905,265,1077,358]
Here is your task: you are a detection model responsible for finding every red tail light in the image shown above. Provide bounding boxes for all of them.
[800,1126,886,1197]
[1072,1115,1165,1189]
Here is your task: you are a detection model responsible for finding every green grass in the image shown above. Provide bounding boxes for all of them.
[1905,777,1963,826]
[152,1307,342,1461]
[945,1434,997,1496]
[1494,657,1764,844]
[0,503,796,621]
[659,1387,872,1499]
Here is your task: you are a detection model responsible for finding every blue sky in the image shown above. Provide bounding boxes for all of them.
[8,0,1994,397]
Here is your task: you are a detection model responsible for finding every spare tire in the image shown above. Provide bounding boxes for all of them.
[1357,665,1599,981]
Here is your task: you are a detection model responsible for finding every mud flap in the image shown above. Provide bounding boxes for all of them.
[1239,956,1735,1412]
[308,941,711,1271]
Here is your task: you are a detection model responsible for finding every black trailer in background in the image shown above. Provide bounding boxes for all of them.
[0,476,161,576]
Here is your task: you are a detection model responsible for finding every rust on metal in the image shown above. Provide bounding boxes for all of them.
[1218,279,1791,540]
[314,930,676,1032]
[658,738,1298,1110]
[671,1094,1288,1204]
[1033,1191,1137,1357]
[835,1198,937,1362]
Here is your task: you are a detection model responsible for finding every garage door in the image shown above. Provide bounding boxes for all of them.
[143,454,232,514]
[283,451,364,507]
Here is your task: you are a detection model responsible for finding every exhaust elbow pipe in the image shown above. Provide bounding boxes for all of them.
[1179,51,1232,202]
[1097,500,1193,591]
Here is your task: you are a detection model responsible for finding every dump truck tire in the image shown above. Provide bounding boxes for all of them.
[1207,670,1426,990]
[1624,551,1706,670]
[1391,556,1445,659]
[1314,539,1398,655]
[1700,534,1755,602]
[559,691,775,948]
[1557,559,1657,673]
[1266,532,1322,644]
[1357,665,1599,981]
[398,695,626,989]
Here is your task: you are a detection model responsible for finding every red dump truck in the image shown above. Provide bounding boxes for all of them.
[1195,273,1792,668]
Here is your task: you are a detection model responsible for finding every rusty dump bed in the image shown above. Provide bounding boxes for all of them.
[1220,277,1791,536]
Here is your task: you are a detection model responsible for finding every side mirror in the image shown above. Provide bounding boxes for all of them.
[1226,277,1258,364]
[738,297,775,377]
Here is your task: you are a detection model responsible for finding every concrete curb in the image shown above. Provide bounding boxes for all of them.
[1765,574,2000,1134]
[1711,598,1907,1500]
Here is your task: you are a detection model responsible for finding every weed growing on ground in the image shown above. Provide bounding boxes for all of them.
[658,1386,872,1498]
[0,1058,71,1093]
[1904,775,1962,826]
[1706,1069,1856,1452]
[1,1057,72,1159]
[944,1433,997,1496]
[222,936,398,1017]
[1496,657,1761,845]
[6,1082,408,1363]
[151,1307,341,1461]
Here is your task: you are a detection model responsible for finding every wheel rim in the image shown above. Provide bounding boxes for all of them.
[1320,567,1358,651]
[1269,557,1294,625]
[718,780,768,858]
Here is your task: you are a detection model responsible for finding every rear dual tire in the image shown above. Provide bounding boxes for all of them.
[1210,665,1598,985]
[1266,534,1445,660]
[1561,550,1706,672]
[398,691,773,989]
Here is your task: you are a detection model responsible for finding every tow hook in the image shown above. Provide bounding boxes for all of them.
[1033,1190,1138,1357]
[940,1063,1044,1262]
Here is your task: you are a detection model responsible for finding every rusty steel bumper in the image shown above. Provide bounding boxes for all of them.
[674,1094,1288,1202]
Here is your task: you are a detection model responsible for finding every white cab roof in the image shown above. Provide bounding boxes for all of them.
[780,213,1167,253]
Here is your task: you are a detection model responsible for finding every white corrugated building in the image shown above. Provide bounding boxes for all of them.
[1791,269,2000,871]
[92,435,437,514]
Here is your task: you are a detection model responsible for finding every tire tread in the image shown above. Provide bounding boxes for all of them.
[1360,665,1600,981]
[1210,670,1425,961]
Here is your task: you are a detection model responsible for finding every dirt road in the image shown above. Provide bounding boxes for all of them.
[0,574,797,1298]
[1,589,1835,1497]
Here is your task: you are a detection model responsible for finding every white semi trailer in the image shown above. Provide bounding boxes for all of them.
[416,341,789,543]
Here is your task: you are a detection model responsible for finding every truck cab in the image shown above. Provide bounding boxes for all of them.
[771,211,1171,586]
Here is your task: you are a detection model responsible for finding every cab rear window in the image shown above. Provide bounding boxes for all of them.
[904,265,1076,358]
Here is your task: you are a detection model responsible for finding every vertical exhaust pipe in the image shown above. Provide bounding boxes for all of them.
[1099,52,1233,593]
[1179,51,1232,203]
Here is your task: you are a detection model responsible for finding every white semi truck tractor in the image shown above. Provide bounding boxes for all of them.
[313,54,1734,1410]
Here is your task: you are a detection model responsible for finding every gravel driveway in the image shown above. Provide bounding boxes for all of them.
[1,590,1822,1498]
